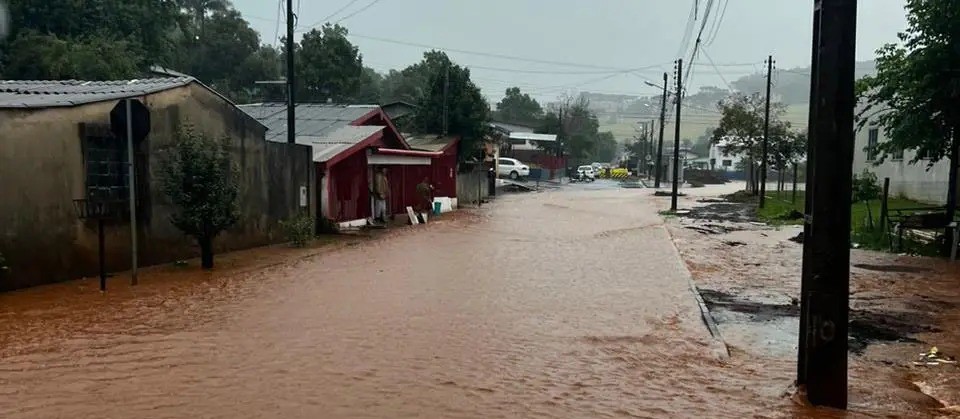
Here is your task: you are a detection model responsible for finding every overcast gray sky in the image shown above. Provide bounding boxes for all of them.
[234,0,908,102]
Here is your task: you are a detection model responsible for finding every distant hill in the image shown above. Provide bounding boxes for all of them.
[731,60,876,105]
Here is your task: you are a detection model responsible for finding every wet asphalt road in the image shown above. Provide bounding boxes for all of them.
[0,180,810,418]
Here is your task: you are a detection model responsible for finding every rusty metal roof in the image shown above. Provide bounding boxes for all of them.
[0,78,195,109]
[239,103,379,143]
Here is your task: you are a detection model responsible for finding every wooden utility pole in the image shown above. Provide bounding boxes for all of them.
[759,55,774,208]
[797,0,858,409]
[655,73,668,188]
[285,0,296,144]
[671,59,683,212]
[442,64,450,135]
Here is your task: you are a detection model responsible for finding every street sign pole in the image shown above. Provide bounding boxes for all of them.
[125,99,139,286]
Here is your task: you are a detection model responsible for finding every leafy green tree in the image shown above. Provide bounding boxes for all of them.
[2,31,141,80]
[379,50,450,103]
[159,125,239,270]
[857,0,960,232]
[495,87,543,126]
[593,131,618,163]
[412,52,490,161]
[852,169,882,229]
[3,0,182,70]
[180,9,260,99]
[293,24,373,103]
[712,93,789,193]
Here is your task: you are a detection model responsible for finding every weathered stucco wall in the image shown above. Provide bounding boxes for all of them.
[852,124,952,205]
[0,83,312,290]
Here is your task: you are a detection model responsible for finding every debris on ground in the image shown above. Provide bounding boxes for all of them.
[774,209,804,221]
[914,347,958,367]
[654,191,686,197]
[723,240,747,247]
[788,232,804,243]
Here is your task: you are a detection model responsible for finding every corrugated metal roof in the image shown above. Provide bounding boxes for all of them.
[490,121,536,133]
[297,125,385,162]
[405,134,458,152]
[239,103,379,143]
[0,78,194,109]
[509,132,557,142]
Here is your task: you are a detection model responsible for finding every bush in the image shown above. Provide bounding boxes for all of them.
[281,213,315,247]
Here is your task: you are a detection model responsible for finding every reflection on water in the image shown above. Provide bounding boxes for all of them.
[0,186,904,418]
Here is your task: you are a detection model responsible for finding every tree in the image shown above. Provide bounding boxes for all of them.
[712,93,789,193]
[1,31,141,80]
[412,52,490,161]
[159,125,239,270]
[293,24,375,103]
[852,169,882,229]
[380,50,450,103]
[180,9,261,100]
[495,87,543,126]
[857,0,960,241]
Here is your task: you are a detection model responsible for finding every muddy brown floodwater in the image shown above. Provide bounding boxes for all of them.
[0,184,854,418]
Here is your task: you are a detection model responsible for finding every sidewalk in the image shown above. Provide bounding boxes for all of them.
[660,183,960,416]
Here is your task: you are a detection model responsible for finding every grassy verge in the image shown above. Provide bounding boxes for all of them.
[757,192,939,254]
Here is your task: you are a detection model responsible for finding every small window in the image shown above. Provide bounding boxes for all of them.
[891,145,904,161]
[498,159,514,166]
[85,135,129,202]
[722,159,732,167]
[866,128,879,162]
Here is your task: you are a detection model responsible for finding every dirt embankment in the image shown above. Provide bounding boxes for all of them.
[667,193,960,416]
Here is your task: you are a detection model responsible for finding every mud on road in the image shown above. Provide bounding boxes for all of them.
[666,189,960,416]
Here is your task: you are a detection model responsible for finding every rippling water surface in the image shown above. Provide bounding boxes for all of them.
[0,186,847,418]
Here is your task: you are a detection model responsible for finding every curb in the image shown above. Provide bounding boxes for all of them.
[660,223,731,359]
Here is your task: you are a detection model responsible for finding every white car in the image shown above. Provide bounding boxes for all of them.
[577,165,596,180]
[498,158,530,180]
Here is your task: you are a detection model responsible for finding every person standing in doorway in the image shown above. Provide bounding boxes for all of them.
[373,167,390,224]
[416,177,434,213]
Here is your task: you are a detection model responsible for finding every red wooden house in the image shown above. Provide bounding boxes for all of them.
[240,103,458,228]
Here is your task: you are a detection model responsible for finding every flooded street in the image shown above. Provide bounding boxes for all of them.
[1,183,847,418]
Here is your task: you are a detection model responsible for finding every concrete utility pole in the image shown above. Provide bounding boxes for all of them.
[797,0,858,410]
[285,0,296,144]
[759,55,774,209]
[671,59,683,211]
[655,72,668,188]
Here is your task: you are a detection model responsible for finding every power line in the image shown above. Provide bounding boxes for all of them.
[350,33,658,71]
[701,48,735,91]
[299,0,363,31]
[273,0,284,47]
[676,1,699,59]
[334,0,384,24]
[704,0,730,47]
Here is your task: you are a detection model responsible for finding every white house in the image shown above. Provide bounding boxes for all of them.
[852,121,952,205]
[708,137,749,172]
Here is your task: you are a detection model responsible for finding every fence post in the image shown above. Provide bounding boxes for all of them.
[792,163,799,204]
[880,177,890,232]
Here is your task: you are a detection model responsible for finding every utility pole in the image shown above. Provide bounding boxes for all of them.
[671,59,683,211]
[655,72,668,188]
[442,64,449,135]
[649,120,656,177]
[797,0,858,410]
[759,55,774,209]
[285,0,296,144]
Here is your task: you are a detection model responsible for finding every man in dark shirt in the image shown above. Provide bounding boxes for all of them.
[416,177,434,213]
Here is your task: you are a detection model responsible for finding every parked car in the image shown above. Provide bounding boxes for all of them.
[577,165,596,180]
[497,158,530,180]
